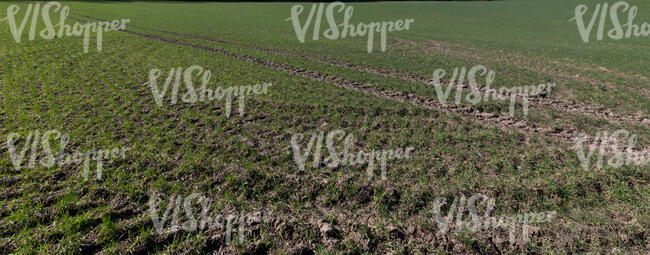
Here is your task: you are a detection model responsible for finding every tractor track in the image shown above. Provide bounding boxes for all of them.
[67,16,587,147]
[69,15,650,157]
[75,15,649,127]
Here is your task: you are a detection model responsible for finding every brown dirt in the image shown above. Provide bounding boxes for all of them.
[69,15,648,156]
[55,15,649,254]
[77,15,647,128]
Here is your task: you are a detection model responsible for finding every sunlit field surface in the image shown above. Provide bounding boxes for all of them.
[0,0,648,253]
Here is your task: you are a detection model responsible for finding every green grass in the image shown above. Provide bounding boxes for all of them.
[0,0,648,254]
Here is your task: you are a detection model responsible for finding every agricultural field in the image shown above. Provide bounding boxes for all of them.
[0,0,648,254]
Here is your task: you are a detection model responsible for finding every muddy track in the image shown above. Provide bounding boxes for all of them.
[75,15,431,84]
[71,16,650,157]
[73,15,542,91]
[74,15,649,127]
[66,16,596,150]
[13,15,643,254]
[69,15,648,163]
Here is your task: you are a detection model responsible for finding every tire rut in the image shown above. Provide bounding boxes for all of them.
[75,15,648,127]
[68,16,586,147]
[71,16,649,157]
